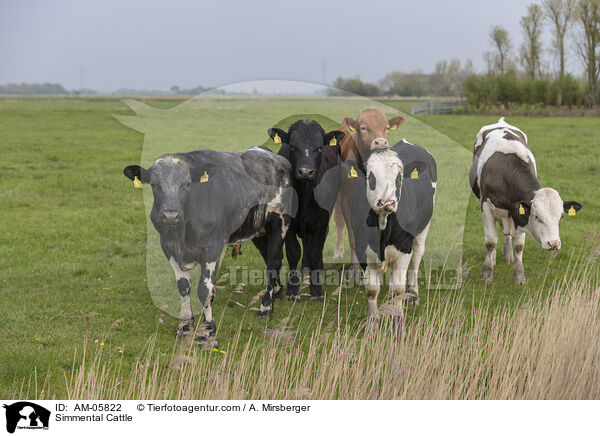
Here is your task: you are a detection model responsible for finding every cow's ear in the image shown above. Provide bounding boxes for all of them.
[388,116,406,131]
[403,160,427,179]
[191,163,217,184]
[342,117,358,132]
[512,201,531,227]
[123,165,149,183]
[268,128,289,145]
[563,201,582,214]
[324,130,345,148]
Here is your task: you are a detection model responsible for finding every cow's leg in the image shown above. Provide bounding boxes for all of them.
[283,230,301,302]
[169,258,194,337]
[255,217,285,317]
[389,250,411,337]
[305,228,327,301]
[196,251,221,348]
[407,223,430,305]
[503,234,514,264]
[364,263,382,332]
[333,196,345,261]
[341,194,361,284]
[481,202,498,282]
[513,232,526,285]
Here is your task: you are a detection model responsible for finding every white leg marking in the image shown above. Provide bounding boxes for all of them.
[169,257,193,322]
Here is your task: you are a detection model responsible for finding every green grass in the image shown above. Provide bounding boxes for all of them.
[0,96,598,398]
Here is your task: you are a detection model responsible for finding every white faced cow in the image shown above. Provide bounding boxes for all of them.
[469,118,582,284]
[350,140,437,334]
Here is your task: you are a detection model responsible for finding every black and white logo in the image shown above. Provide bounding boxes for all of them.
[3,402,50,434]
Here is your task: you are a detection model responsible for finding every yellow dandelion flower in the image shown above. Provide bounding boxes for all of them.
[117,347,123,353]
[355,301,358,305]
[99,342,105,347]
[219,350,226,355]
[212,348,219,352]
[115,323,119,327]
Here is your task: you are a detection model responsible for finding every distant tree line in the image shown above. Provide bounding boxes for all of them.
[0,82,68,94]
[328,59,474,97]
[329,0,599,109]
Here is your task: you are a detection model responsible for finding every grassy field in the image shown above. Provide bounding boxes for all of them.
[0,96,598,399]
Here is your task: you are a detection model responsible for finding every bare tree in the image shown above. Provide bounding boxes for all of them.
[543,0,575,77]
[489,25,513,74]
[575,0,600,106]
[520,4,545,80]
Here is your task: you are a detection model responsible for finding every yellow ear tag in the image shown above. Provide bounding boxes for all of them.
[348,166,358,178]
[410,168,419,180]
[348,125,355,132]
[519,204,525,215]
[390,124,397,131]
[568,206,576,216]
[329,137,337,146]
[133,176,142,189]
[200,171,209,183]
[273,133,281,144]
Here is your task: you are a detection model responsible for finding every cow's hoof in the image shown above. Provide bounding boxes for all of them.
[286,294,300,302]
[480,266,494,282]
[176,321,194,338]
[309,295,324,301]
[333,247,344,261]
[514,274,526,285]
[196,335,218,350]
[406,291,419,306]
[257,307,273,318]
[365,315,380,333]
[391,315,404,338]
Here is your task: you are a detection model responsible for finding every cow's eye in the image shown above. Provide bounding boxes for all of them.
[360,126,367,131]
[386,126,390,130]
[182,181,191,189]
[315,146,322,152]
[368,172,376,190]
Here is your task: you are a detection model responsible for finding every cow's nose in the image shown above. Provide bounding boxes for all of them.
[372,138,389,148]
[376,199,396,212]
[160,210,182,224]
[296,167,315,180]
[545,240,561,251]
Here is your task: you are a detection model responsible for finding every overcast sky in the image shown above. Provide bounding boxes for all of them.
[0,0,571,93]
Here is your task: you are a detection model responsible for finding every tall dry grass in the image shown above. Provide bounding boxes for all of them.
[18,257,600,400]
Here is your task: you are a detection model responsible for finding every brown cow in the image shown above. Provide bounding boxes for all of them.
[333,108,406,272]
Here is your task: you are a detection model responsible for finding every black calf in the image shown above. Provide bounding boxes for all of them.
[269,120,344,300]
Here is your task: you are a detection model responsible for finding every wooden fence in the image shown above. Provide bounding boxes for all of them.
[409,101,465,115]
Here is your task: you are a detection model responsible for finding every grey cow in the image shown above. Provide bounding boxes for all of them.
[124,147,294,346]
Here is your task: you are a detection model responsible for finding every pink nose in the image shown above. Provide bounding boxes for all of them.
[372,138,389,148]
[377,199,396,212]
[545,240,561,251]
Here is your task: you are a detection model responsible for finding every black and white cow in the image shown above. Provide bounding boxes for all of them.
[268,120,345,301]
[123,147,294,346]
[350,140,437,333]
[469,118,582,284]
